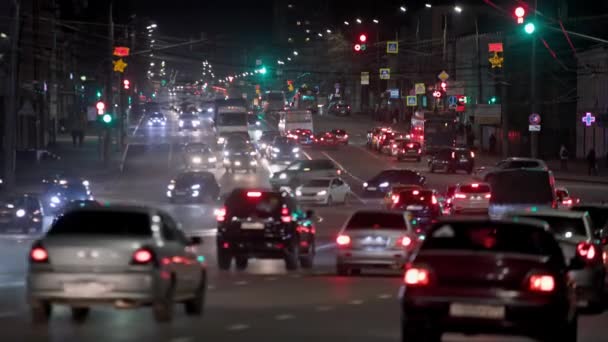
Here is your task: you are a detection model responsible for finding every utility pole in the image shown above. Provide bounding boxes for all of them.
[103,1,114,166]
[530,0,539,158]
[500,35,509,158]
[3,0,20,190]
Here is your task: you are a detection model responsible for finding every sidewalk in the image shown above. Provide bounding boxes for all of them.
[314,113,608,185]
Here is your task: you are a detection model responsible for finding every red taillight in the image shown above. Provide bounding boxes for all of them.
[417,149,422,154]
[485,194,492,199]
[392,195,400,204]
[344,134,348,138]
[132,248,154,265]
[401,236,412,247]
[577,242,597,261]
[336,235,351,246]
[451,151,456,159]
[337,169,342,175]
[454,193,466,199]
[310,135,314,139]
[247,191,262,198]
[431,195,438,205]
[281,207,291,223]
[528,274,555,292]
[471,183,479,188]
[471,151,476,158]
[392,144,397,148]
[30,247,48,263]
[412,190,420,195]
[407,143,414,148]
[562,199,573,206]
[216,207,227,222]
[404,267,430,286]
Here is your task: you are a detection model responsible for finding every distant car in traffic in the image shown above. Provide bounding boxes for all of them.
[267,136,300,163]
[313,131,340,148]
[400,218,579,342]
[450,182,492,215]
[428,147,475,174]
[374,130,398,152]
[257,131,281,157]
[27,206,206,323]
[328,101,351,116]
[269,159,342,191]
[336,210,417,275]
[473,157,548,181]
[555,187,580,209]
[178,113,200,131]
[167,171,220,203]
[507,209,606,312]
[367,126,386,147]
[395,141,422,162]
[331,129,349,145]
[146,112,167,127]
[391,188,443,232]
[42,181,93,215]
[0,194,45,234]
[182,143,216,170]
[571,203,608,242]
[215,189,315,270]
[295,177,350,205]
[363,169,425,197]
[383,184,424,209]
[222,140,258,173]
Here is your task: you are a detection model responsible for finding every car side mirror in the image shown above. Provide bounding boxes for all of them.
[305,210,314,219]
[568,256,585,271]
[189,236,203,246]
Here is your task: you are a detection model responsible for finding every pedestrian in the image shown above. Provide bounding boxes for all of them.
[559,144,568,171]
[489,134,497,154]
[587,148,598,176]
[392,108,399,124]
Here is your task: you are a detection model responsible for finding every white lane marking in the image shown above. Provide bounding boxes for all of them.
[320,152,365,183]
[315,305,334,312]
[0,281,25,289]
[189,229,218,237]
[354,145,388,162]
[348,299,364,305]
[167,141,174,169]
[226,324,250,331]
[348,190,365,204]
[132,112,146,136]
[302,151,313,160]
[274,314,295,320]
[120,144,130,173]
[316,243,335,251]
[234,280,248,286]
[377,294,392,299]
[170,337,194,342]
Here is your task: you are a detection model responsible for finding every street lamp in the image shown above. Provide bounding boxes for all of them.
[326,29,332,33]
[293,51,298,56]
[373,19,379,24]
[400,6,407,12]
[344,21,349,25]
[425,3,432,8]
[317,33,323,37]
[356,18,362,24]
[150,24,157,28]
[454,6,463,13]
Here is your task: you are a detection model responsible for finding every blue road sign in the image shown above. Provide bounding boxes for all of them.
[448,96,457,106]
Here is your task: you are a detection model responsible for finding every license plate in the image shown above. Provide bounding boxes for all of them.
[367,187,377,191]
[460,158,468,162]
[406,205,424,211]
[241,222,264,230]
[407,150,416,153]
[449,303,505,319]
[63,282,113,296]
[175,191,186,195]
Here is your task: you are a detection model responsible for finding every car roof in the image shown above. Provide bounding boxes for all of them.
[504,157,546,163]
[63,205,155,216]
[432,216,550,230]
[572,203,608,210]
[510,209,587,219]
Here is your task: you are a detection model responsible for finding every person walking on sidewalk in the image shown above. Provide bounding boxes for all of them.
[587,148,598,176]
[489,134,497,154]
[559,144,568,171]
[70,113,87,148]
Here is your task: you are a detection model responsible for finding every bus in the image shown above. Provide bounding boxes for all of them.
[278,110,313,135]
[216,106,249,136]
[261,91,287,113]
[411,111,459,154]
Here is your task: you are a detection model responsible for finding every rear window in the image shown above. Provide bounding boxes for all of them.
[265,93,285,101]
[226,192,284,218]
[396,190,435,206]
[346,212,407,230]
[400,142,420,149]
[519,215,588,238]
[459,184,491,193]
[49,211,151,236]
[488,171,554,205]
[303,179,331,187]
[423,222,561,256]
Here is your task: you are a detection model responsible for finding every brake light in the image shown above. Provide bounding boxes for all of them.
[407,143,414,148]
[344,134,348,138]
[215,207,226,222]
[336,235,351,246]
[310,135,314,139]
[454,193,466,199]
[485,194,492,199]
[336,169,342,175]
[30,246,48,263]
[392,195,400,204]
[577,242,597,261]
[281,207,291,223]
[451,151,455,159]
[412,190,419,195]
[562,199,573,206]
[431,195,438,205]
[401,236,412,247]
[471,151,476,158]
[393,144,397,148]
[132,248,154,265]
[528,274,555,292]
[404,267,430,286]
[417,149,422,154]
[471,183,479,188]
[247,191,262,198]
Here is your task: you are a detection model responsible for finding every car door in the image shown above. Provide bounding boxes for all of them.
[332,178,347,202]
[160,214,193,295]
[173,227,201,292]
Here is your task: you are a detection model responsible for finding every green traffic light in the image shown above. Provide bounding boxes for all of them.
[96,91,102,98]
[524,22,535,34]
[259,67,267,75]
[102,114,113,124]
[488,96,497,104]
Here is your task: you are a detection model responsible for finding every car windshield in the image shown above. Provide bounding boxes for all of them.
[506,160,542,168]
[518,215,588,238]
[346,212,407,230]
[49,211,151,236]
[186,144,208,153]
[423,222,562,256]
[303,179,331,187]
[149,113,164,119]
[179,114,197,120]
[265,93,284,101]
[176,173,212,186]
[226,192,283,218]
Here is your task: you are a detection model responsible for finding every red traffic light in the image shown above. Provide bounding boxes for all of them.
[354,44,362,52]
[96,101,105,115]
[123,79,130,90]
[515,6,525,24]
[359,34,367,43]
[440,82,447,90]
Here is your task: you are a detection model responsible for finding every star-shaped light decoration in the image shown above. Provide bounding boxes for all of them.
[113,58,128,73]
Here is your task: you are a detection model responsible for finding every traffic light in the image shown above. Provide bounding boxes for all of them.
[456,95,467,112]
[95,101,105,115]
[100,113,113,124]
[488,96,498,104]
[359,34,367,43]
[353,33,368,52]
[514,6,525,24]
[524,22,536,34]
[96,90,102,99]
[440,82,447,91]
[123,79,130,90]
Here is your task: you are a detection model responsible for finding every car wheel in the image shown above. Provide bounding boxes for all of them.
[401,318,441,342]
[30,299,51,324]
[217,250,232,270]
[71,307,90,323]
[284,240,299,271]
[153,279,175,323]
[326,196,333,206]
[235,256,249,270]
[184,272,206,316]
[299,240,315,269]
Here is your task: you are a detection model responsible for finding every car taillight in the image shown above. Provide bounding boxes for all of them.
[417,149,422,154]
[470,151,475,158]
[247,191,262,198]
[216,207,227,222]
[577,242,598,261]
[30,246,49,263]
[451,151,456,159]
[131,248,154,265]
[344,134,348,138]
[336,169,342,175]
[392,195,400,204]
[310,135,314,139]
[401,236,412,247]
[528,274,555,292]
[454,193,466,199]
[392,144,397,148]
[407,143,414,148]
[281,207,291,223]
[404,267,430,286]
[485,194,492,199]
[336,235,351,246]
[431,195,438,205]
[562,199,573,206]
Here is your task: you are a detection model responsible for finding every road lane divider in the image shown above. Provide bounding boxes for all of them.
[320,151,365,183]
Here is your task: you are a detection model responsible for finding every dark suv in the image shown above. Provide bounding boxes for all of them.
[428,147,475,174]
[216,189,316,271]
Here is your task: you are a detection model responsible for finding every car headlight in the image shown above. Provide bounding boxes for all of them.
[50,196,61,204]
[295,190,302,196]
[363,182,368,187]
[82,180,90,187]
[192,191,199,197]
[255,121,261,126]
[192,120,200,126]
[218,137,225,144]
[250,151,257,156]
[250,160,257,165]
[208,156,217,163]
[192,156,202,164]
[16,209,26,218]
[292,147,300,153]
[261,143,267,149]
[148,121,153,126]
[273,147,280,153]
[166,190,172,197]
[191,184,201,190]
[207,108,213,113]
[168,184,175,190]
[179,120,184,127]
[317,190,327,196]
[279,173,287,180]
[379,182,389,187]
[223,151,229,156]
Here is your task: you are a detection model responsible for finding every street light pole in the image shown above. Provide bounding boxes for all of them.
[530,0,539,158]
[103,1,114,167]
[3,0,20,190]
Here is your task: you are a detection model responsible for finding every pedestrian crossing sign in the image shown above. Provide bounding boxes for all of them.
[406,96,417,107]
[379,68,390,80]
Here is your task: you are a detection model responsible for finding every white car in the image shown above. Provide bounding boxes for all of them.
[451,182,492,214]
[473,157,548,181]
[295,177,350,205]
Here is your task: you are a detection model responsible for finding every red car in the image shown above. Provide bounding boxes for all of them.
[331,129,349,145]
[314,132,340,148]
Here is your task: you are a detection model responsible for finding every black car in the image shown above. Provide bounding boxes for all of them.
[363,169,426,197]
[216,189,315,271]
[178,113,200,131]
[392,189,442,233]
[166,171,220,203]
[0,194,45,234]
[268,137,300,163]
[257,131,281,157]
[223,141,258,173]
[428,147,475,174]
[328,101,351,116]
[571,203,608,241]
[400,218,579,342]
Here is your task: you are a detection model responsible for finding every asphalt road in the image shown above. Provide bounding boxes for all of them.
[0,97,607,341]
